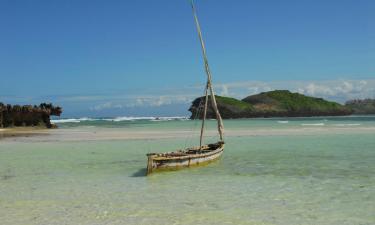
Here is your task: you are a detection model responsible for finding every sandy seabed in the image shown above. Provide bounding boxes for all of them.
[1,125,375,142]
[1,119,375,225]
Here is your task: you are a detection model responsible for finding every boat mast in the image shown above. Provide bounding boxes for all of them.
[190,0,224,144]
[199,83,209,148]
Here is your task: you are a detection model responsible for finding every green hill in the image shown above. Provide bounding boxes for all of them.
[189,90,352,119]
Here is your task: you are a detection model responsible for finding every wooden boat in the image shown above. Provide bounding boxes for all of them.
[146,0,225,175]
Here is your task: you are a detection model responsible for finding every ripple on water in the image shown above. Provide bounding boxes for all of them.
[0,119,375,224]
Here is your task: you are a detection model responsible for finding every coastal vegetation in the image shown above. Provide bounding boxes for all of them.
[189,90,353,119]
[0,103,62,128]
[345,99,375,114]
[189,96,253,119]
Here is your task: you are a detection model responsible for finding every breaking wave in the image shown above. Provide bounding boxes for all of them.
[51,116,189,123]
[332,123,361,126]
[51,118,80,123]
[301,123,325,126]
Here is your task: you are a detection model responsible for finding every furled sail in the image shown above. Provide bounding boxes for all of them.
[190,0,224,143]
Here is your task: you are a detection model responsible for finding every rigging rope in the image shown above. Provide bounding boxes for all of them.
[182,0,225,150]
[183,85,206,150]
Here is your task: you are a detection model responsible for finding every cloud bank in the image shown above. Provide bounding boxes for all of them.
[1,78,374,116]
[86,79,374,113]
[216,79,375,103]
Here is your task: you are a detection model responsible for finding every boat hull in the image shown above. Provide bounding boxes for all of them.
[146,142,224,175]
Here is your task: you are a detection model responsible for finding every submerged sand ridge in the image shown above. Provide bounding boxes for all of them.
[1,125,375,142]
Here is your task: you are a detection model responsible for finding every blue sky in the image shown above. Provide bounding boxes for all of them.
[0,0,374,117]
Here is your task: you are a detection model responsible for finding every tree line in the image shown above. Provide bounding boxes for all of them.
[0,103,62,128]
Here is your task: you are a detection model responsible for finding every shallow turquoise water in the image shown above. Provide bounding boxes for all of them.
[0,117,374,224]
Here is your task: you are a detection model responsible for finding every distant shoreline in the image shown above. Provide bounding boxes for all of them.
[49,114,375,124]
[1,122,374,142]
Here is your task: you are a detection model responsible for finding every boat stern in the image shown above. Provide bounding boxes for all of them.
[146,153,157,175]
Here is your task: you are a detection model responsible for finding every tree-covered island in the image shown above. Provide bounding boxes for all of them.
[189,90,353,119]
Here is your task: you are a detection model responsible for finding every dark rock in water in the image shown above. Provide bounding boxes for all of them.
[0,102,62,128]
[189,90,352,119]
[345,99,375,115]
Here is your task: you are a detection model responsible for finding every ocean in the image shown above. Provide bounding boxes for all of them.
[0,116,374,225]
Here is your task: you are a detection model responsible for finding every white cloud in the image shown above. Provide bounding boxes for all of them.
[293,79,375,102]
[219,84,229,96]
[214,79,375,102]
[90,102,123,111]
[302,83,335,96]
[130,95,193,107]
[90,95,195,111]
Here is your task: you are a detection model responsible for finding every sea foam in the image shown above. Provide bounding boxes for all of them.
[332,123,361,126]
[301,123,325,126]
[51,118,81,123]
[51,116,189,123]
